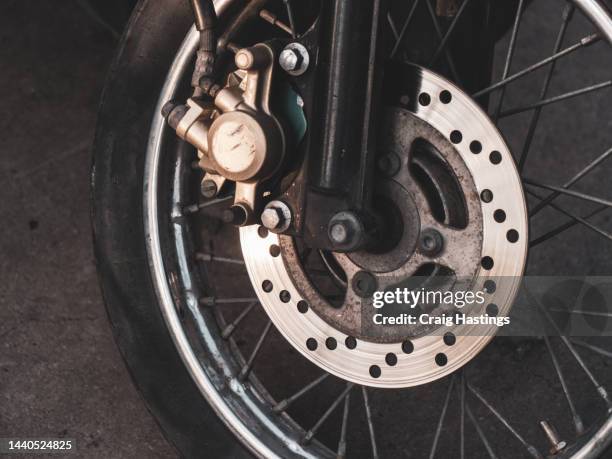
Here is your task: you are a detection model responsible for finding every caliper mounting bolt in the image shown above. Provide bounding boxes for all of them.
[279,43,310,76]
[261,201,292,233]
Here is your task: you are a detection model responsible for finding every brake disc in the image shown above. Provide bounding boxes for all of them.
[240,64,528,388]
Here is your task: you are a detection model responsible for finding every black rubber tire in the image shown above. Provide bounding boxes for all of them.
[91,1,250,457]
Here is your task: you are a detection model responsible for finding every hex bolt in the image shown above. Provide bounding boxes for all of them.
[279,48,301,72]
[377,153,401,177]
[352,271,378,298]
[201,180,218,198]
[261,201,292,233]
[540,421,567,455]
[261,207,284,230]
[330,222,350,244]
[328,211,366,251]
[279,43,309,76]
[419,228,444,257]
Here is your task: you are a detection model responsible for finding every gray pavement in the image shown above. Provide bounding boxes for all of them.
[0,2,176,457]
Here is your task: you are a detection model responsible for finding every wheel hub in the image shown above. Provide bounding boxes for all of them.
[240,65,528,388]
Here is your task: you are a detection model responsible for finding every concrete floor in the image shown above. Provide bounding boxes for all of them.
[1,1,612,458]
[0,1,176,457]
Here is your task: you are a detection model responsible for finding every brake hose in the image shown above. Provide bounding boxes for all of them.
[189,0,218,97]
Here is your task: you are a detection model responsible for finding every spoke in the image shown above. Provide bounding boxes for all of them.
[549,308,612,318]
[474,33,600,98]
[500,80,612,118]
[492,0,525,121]
[537,303,611,407]
[362,387,379,459]
[572,339,612,359]
[183,195,234,214]
[238,320,272,381]
[524,179,612,208]
[467,383,542,459]
[259,9,292,35]
[337,393,350,459]
[390,0,421,58]
[543,334,584,434]
[466,404,498,459]
[429,376,456,459]
[429,0,472,66]
[529,204,607,248]
[282,0,297,38]
[517,4,573,171]
[195,252,245,265]
[530,146,612,217]
[221,302,258,339]
[526,191,612,246]
[387,12,399,40]
[200,296,259,306]
[272,373,330,413]
[303,383,354,444]
[424,0,461,83]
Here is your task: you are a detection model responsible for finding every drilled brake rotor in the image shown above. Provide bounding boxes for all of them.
[240,65,528,388]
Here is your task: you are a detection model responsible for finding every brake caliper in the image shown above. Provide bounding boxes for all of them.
[164,43,285,225]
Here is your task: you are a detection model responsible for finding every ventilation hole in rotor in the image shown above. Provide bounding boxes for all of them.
[435,353,448,366]
[418,92,431,106]
[440,90,452,104]
[297,300,309,313]
[269,244,281,257]
[443,332,456,346]
[262,280,273,292]
[279,290,291,303]
[325,337,337,350]
[507,229,519,243]
[470,140,482,154]
[369,365,382,378]
[306,338,317,351]
[345,336,357,349]
[385,353,398,366]
[481,256,494,270]
[494,209,507,223]
[402,340,414,354]
[450,130,463,144]
[484,280,497,294]
[490,150,502,164]
[258,226,269,238]
[486,303,499,316]
[480,189,493,203]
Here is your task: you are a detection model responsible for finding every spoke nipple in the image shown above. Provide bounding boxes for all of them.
[419,228,444,257]
[183,203,199,215]
[195,252,212,262]
[272,400,288,413]
[540,420,566,455]
[199,296,216,307]
[221,324,235,340]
